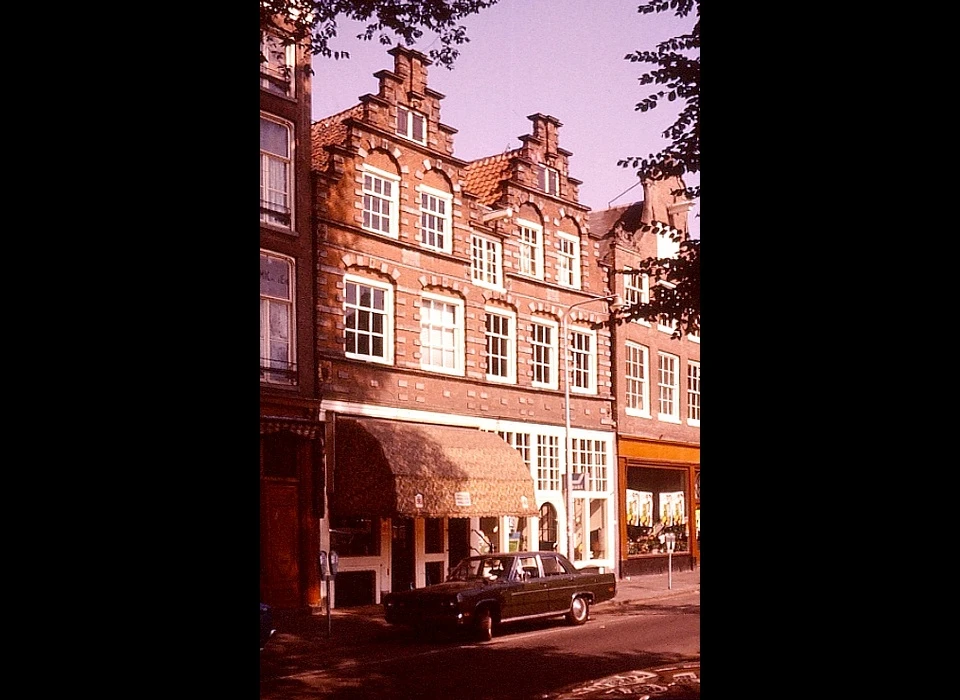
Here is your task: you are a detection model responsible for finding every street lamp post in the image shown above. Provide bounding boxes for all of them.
[562,293,624,562]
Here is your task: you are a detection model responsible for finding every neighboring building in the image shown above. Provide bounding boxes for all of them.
[312,47,620,606]
[590,178,700,576]
[260,24,324,611]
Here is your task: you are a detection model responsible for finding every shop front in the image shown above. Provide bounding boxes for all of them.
[327,416,538,606]
[618,437,699,577]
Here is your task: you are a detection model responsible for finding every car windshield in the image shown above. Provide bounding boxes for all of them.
[447,556,515,582]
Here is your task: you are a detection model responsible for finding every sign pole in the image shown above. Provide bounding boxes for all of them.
[325,576,332,637]
[665,533,676,590]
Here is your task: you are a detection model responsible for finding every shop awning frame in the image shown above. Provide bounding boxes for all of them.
[333,417,537,519]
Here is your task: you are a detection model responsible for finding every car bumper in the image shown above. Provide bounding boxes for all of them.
[384,606,471,631]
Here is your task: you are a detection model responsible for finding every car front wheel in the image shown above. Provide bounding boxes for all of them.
[566,596,589,625]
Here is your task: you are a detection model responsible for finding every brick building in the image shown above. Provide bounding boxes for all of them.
[260,23,324,611]
[590,178,700,575]
[311,47,621,606]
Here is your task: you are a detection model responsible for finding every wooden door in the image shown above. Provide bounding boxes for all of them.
[261,482,300,608]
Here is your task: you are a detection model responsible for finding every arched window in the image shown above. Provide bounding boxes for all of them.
[539,502,558,551]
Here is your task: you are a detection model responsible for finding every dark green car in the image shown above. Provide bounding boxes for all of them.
[383,551,617,641]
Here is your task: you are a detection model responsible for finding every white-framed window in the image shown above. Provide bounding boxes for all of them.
[517,219,544,279]
[362,165,399,237]
[530,319,559,389]
[536,434,561,491]
[418,185,452,252]
[260,33,295,97]
[568,326,598,395]
[397,105,427,144]
[625,341,650,417]
[471,233,502,289]
[260,251,296,384]
[657,351,681,423]
[498,431,531,472]
[260,114,292,228]
[571,438,608,491]
[419,294,464,375]
[485,307,516,383]
[538,164,559,196]
[556,232,581,289]
[623,269,650,325]
[344,275,394,364]
[655,228,681,330]
[657,227,681,258]
[687,361,701,426]
[658,316,678,334]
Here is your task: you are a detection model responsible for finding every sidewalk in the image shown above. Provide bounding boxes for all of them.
[261,565,699,681]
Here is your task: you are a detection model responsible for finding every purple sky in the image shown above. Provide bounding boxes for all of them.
[312,0,699,237]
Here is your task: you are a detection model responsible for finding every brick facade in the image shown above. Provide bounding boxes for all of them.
[311,47,623,602]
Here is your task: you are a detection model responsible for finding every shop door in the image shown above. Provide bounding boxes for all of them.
[261,482,300,608]
[391,517,415,592]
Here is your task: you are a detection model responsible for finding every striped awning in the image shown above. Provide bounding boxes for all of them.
[333,417,536,518]
[260,415,322,439]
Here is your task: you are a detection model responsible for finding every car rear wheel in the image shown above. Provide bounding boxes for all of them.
[477,608,494,641]
[566,596,589,625]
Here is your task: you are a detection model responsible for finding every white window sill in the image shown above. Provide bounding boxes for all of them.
[420,364,465,377]
[346,353,394,366]
[532,381,559,391]
[472,279,505,293]
[486,375,517,385]
[361,226,399,239]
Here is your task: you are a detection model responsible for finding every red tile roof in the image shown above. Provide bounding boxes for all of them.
[311,104,364,172]
[463,151,519,206]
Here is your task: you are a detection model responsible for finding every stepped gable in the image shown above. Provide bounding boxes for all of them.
[587,202,646,240]
[311,104,363,172]
[463,151,519,206]
[588,201,646,265]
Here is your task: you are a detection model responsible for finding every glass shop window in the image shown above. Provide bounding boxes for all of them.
[479,516,499,553]
[330,516,380,557]
[624,466,690,556]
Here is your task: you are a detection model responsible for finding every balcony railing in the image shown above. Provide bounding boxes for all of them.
[260,358,297,385]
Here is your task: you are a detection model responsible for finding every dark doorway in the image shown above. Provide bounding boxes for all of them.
[334,571,376,606]
[391,517,415,592]
[448,518,470,568]
[539,502,558,551]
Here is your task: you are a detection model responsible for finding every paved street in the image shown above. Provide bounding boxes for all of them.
[540,662,700,699]
[261,565,699,698]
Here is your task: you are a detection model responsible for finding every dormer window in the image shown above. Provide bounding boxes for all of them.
[397,105,426,144]
[537,164,559,196]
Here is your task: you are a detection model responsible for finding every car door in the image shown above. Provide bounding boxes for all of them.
[539,553,576,614]
[514,554,555,615]
[499,555,540,618]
